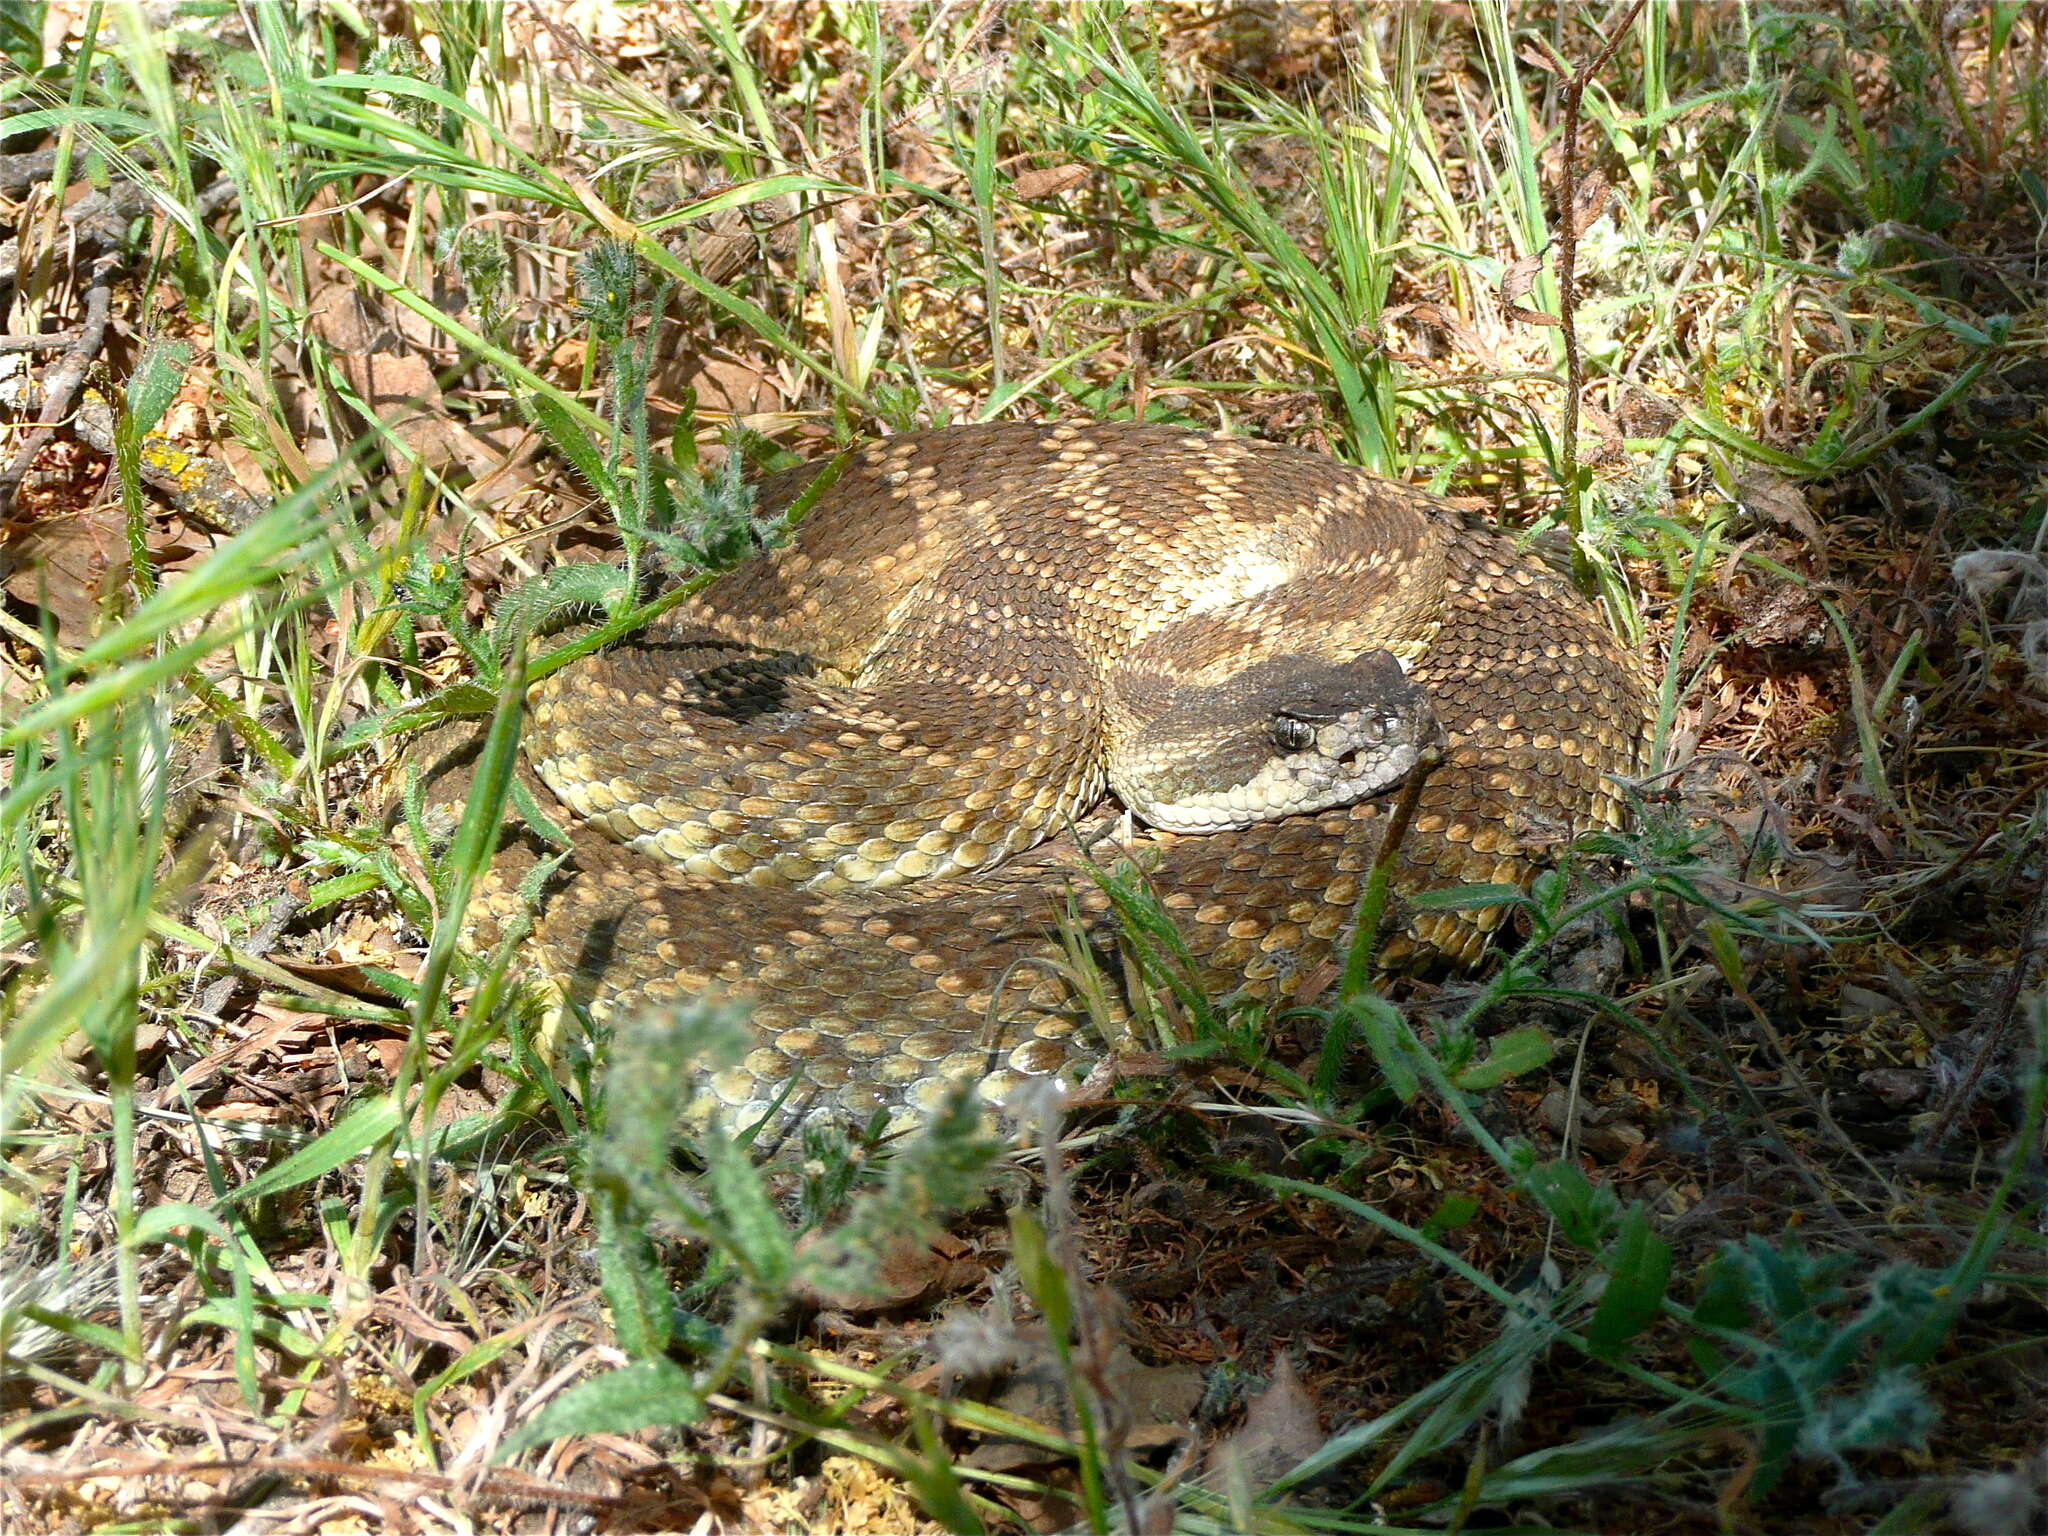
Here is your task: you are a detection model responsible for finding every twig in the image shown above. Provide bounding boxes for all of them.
[1896,762,2048,919]
[0,267,114,515]
[1554,0,1645,537]
[0,1453,618,1513]
[72,387,270,532]
[0,330,83,353]
[1917,823,2048,1152]
[196,887,308,1020]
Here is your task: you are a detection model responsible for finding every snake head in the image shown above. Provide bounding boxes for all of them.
[1110,648,1440,833]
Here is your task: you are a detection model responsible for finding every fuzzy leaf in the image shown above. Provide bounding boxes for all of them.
[1008,1207,1074,1346]
[594,1192,672,1359]
[1798,1365,1937,1460]
[1518,1159,1617,1250]
[1351,994,1419,1103]
[125,341,192,439]
[502,1358,705,1455]
[1451,1026,1553,1090]
[1586,1207,1673,1356]
[525,388,618,504]
[334,684,496,751]
[707,1133,795,1298]
[491,562,628,654]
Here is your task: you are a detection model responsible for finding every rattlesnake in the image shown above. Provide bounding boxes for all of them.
[420,421,1655,1127]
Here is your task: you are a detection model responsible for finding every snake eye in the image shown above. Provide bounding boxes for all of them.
[1269,713,1317,753]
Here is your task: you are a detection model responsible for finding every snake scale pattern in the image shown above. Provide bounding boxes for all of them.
[429,422,1655,1128]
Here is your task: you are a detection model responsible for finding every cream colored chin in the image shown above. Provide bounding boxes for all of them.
[1134,742,1422,833]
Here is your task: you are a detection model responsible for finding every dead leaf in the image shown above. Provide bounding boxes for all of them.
[265,956,414,996]
[1499,248,1561,326]
[1732,466,1828,551]
[791,1231,982,1312]
[1012,163,1091,200]
[1617,386,1682,437]
[1499,249,1548,307]
[2,495,122,645]
[1859,1068,1931,1106]
[1353,315,1427,365]
[1733,578,1826,647]
[1105,1349,1208,1431]
[306,279,530,495]
[1203,1355,1326,1494]
[952,1316,1203,1478]
[1369,302,1496,366]
[666,354,784,418]
[1406,300,1490,361]
[167,1004,328,1094]
[1569,171,1611,236]
[1579,397,1627,465]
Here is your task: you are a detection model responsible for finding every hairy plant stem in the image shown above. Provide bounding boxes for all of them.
[1339,740,1444,998]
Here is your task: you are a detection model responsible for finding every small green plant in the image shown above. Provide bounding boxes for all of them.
[1688,1239,1950,1491]
[506,997,1006,1457]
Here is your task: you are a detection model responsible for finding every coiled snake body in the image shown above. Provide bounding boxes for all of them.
[431,423,1654,1127]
